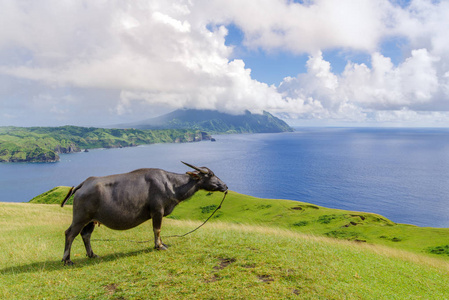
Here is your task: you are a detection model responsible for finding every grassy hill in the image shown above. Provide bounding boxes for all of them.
[29,187,449,259]
[0,188,447,298]
[1,199,448,299]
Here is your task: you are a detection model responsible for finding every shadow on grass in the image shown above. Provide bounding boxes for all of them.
[0,247,155,275]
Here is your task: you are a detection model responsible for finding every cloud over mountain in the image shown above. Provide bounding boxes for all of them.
[1,0,448,126]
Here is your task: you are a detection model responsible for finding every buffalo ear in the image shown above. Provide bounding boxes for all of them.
[187,171,201,180]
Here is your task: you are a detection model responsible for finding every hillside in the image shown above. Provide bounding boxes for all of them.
[118,109,294,133]
[0,126,209,163]
[30,187,449,259]
[1,201,448,299]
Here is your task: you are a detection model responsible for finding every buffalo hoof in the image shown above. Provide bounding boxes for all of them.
[63,259,74,266]
[155,245,168,251]
[88,254,99,259]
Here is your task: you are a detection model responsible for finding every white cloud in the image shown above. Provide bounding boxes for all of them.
[0,0,448,126]
[199,0,392,53]
[339,49,440,109]
[278,48,447,124]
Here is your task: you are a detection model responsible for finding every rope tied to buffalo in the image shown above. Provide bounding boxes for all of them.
[164,190,227,238]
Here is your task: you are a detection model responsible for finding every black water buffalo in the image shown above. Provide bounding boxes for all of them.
[60,161,228,265]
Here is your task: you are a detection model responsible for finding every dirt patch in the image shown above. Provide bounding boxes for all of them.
[293,289,301,295]
[350,214,366,220]
[104,283,118,295]
[379,235,403,242]
[291,205,319,210]
[343,221,358,227]
[246,247,259,252]
[258,274,274,283]
[214,257,236,270]
[241,263,256,268]
[205,273,221,283]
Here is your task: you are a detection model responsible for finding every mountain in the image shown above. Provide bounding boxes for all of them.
[118,109,294,133]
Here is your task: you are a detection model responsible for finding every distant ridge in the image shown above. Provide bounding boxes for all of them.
[118,109,294,134]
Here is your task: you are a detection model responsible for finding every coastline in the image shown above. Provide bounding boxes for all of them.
[0,127,212,163]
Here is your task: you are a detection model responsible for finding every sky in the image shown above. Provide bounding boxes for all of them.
[1,0,449,127]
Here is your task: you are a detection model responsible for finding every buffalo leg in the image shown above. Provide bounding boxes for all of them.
[62,223,86,265]
[152,213,167,250]
[81,222,98,259]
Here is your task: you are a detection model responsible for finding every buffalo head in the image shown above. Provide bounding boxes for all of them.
[182,161,228,192]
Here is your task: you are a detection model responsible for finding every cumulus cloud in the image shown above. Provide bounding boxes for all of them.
[0,0,448,126]
[202,0,391,53]
[342,49,440,108]
[0,0,286,124]
[261,0,449,125]
[278,48,447,124]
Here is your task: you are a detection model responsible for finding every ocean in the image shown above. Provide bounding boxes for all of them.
[1,127,448,228]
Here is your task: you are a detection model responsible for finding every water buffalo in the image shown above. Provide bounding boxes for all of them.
[60,161,228,265]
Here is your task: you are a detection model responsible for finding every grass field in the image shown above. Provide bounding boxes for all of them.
[30,187,449,259]
[1,189,448,299]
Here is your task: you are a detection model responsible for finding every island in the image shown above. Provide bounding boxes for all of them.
[0,127,210,163]
[0,109,293,163]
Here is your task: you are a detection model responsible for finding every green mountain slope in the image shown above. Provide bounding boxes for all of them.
[0,126,208,162]
[119,109,294,133]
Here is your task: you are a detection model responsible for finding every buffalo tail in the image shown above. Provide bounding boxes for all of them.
[61,184,82,207]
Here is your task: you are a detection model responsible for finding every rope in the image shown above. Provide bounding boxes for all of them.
[91,190,228,244]
[164,190,227,238]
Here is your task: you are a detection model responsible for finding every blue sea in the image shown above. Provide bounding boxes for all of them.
[1,128,448,228]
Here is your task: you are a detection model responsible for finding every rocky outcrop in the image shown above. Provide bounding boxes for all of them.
[184,131,211,142]
[54,143,81,154]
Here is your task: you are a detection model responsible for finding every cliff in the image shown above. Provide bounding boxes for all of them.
[0,126,208,163]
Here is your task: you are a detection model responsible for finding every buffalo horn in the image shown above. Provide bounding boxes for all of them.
[181,161,208,174]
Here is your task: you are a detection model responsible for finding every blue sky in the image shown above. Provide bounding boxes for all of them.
[224,23,310,85]
[1,0,449,127]
[224,23,375,85]
[224,22,408,86]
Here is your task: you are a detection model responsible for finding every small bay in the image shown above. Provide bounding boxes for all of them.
[1,128,448,228]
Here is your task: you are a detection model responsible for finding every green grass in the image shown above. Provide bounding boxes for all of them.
[29,187,449,259]
[1,202,449,299]
[29,186,73,204]
[1,189,447,298]
[171,191,449,259]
